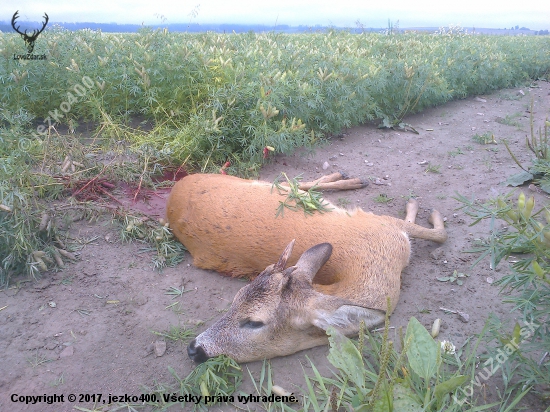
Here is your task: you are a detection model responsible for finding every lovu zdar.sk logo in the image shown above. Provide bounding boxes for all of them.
[12,10,48,60]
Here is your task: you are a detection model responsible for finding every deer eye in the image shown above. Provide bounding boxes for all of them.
[240,319,265,329]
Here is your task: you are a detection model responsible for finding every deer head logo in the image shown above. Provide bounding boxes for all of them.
[11,11,49,54]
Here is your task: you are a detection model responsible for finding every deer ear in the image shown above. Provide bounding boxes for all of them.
[293,243,332,282]
[311,299,385,335]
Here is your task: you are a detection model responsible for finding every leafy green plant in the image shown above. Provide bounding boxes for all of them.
[498,92,523,101]
[27,351,53,368]
[455,190,550,403]
[164,286,190,299]
[118,214,185,270]
[272,173,332,217]
[472,132,497,145]
[0,111,68,284]
[497,113,523,127]
[299,307,525,411]
[246,361,298,411]
[373,193,394,203]
[425,163,442,174]
[504,99,550,192]
[138,356,242,411]
[152,325,196,343]
[437,270,470,285]
[483,156,495,172]
[448,147,465,157]
[3,29,549,174]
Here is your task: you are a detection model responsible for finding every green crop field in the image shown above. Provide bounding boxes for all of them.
[1,27,550,279]
[2,28,550,169]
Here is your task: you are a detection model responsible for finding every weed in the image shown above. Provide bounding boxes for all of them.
[373,193,393,203]
[74,308,91,316]
[337,197,350,207]
[118,214,186,271]
[455,190,550,402]
[503,98,550,192]
[27,351,53,368]
[499,92,523,101]
[299,303,527,410]
[437,270,470,285]
[152,325,196,343]
[272,173,332,217]
[472,132,497,144]
[246,361,296,411]
[137,356,241,411]
[401,189,418,200]
[425,163,442,173]
[164,286,190,299]
[165,301,184,314]
[496,112,523,127]
[448,147,464,157]
[50,374,64,387]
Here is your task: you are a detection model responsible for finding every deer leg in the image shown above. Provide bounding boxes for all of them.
[316,171,349,184]
[298,178,365,191]
[295,172,347,190]
[277,172,365,192]
[402,200,447,243]
[404,198,419,224]
[296,171,366,191]
[428,209,445,231]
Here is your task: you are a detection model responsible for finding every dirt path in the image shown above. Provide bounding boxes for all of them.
[1,81,549,411]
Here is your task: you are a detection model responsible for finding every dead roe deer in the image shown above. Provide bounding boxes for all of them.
[166,173,447,363]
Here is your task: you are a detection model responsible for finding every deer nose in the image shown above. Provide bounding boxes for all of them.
[188,339,209,363]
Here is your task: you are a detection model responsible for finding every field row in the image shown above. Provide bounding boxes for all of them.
[1,29,549,168]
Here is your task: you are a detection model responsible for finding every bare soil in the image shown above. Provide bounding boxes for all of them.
[1,81,549,412]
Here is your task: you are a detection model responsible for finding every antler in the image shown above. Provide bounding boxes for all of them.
[11,11,24,36]
[33,13,49,39]
[11,11,49,41]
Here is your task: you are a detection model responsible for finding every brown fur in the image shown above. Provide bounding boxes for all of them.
[166,173,446,313]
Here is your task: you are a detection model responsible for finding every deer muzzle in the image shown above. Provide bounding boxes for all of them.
[187,339,209,363]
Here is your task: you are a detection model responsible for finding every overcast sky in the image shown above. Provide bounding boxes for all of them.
[2,0,549,30]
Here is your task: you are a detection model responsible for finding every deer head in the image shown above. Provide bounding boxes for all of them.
[11,11,49,54]
[187,240,385,363]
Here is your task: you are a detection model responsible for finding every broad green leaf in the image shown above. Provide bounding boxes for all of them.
[371,388,392,412]
[434,375,468,405]
[539,180,550,194]
[393,383,423,411]
[405,317,439,380]
[505,171,533,187]
[326,327,365,390]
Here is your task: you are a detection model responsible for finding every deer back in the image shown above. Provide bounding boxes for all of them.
[166,173,412,312]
